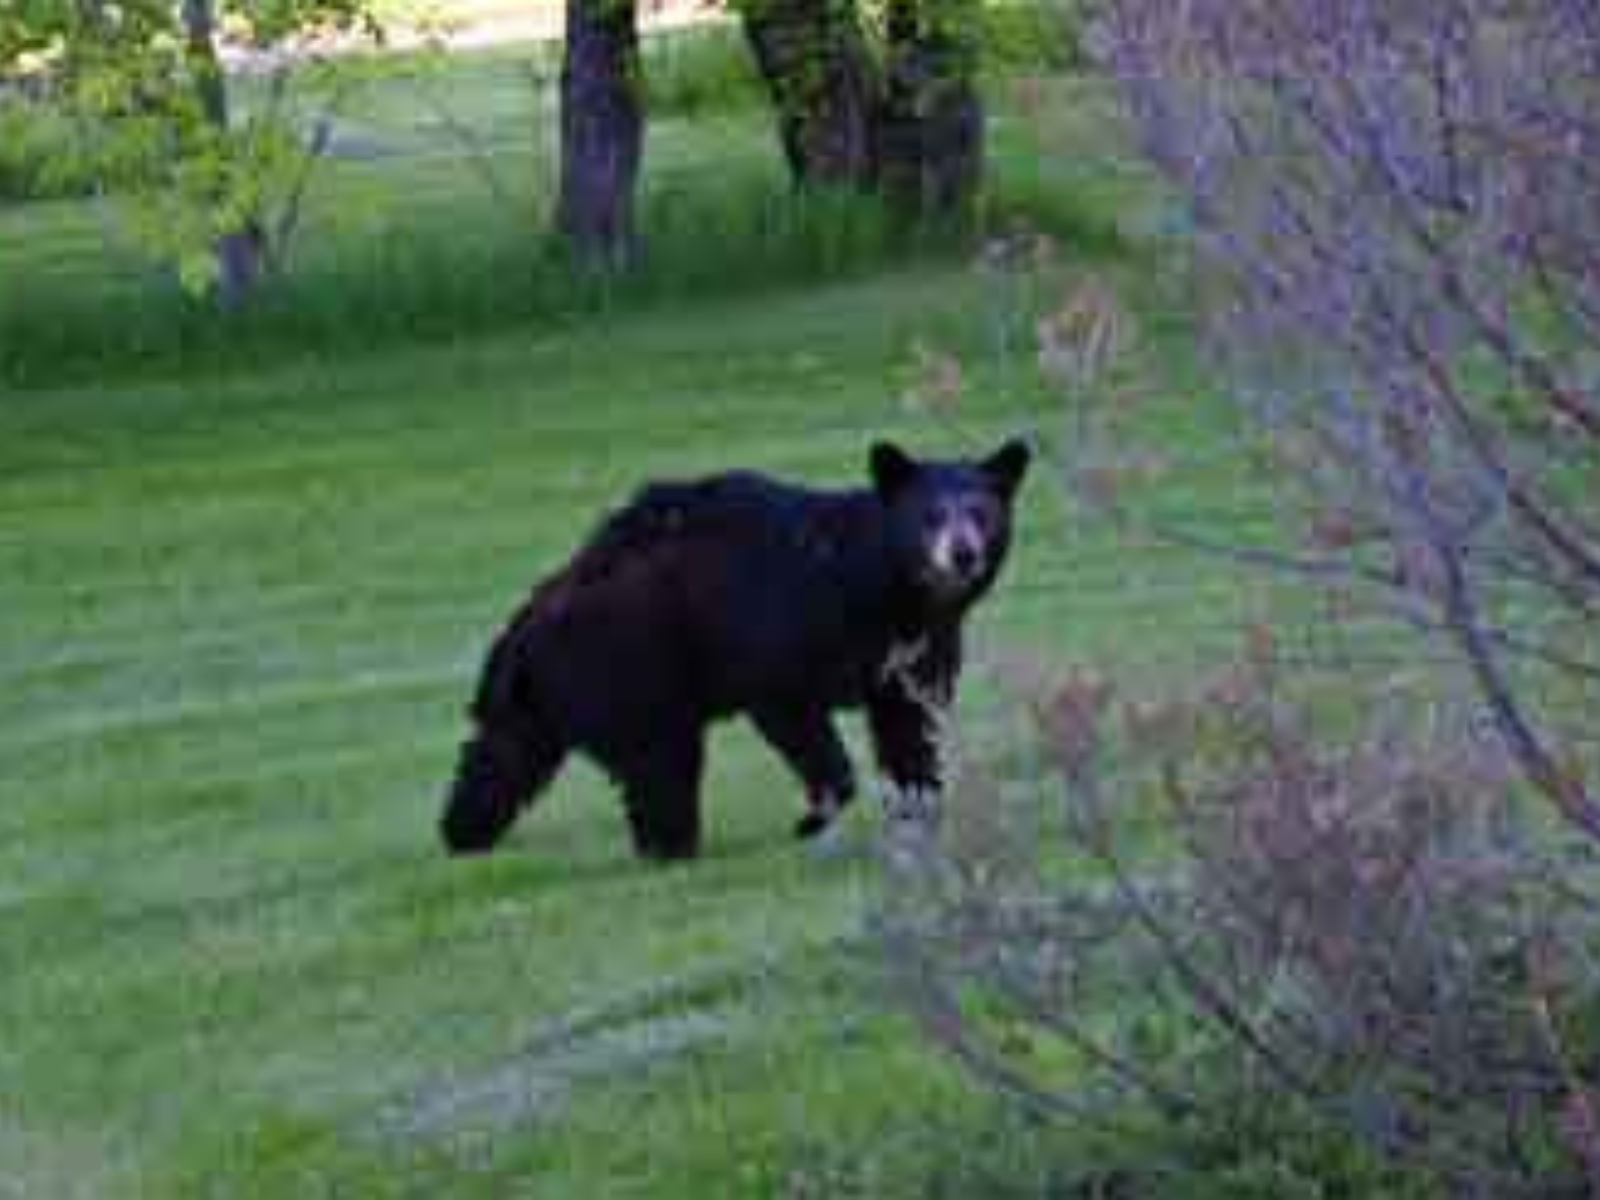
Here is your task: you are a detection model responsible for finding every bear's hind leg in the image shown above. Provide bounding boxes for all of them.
[440,723,567,855]
[605,728,707,862]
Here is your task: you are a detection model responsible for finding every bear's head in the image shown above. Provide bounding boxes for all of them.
[870,438,1031,611]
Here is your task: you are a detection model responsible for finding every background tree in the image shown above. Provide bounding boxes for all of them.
[2,0,374,306]
[876,0,982,215]
[738,0,878,189]
[737,0,985,217]
[181,0,265,303]
[556,0,643,266]
[551,0,988,266]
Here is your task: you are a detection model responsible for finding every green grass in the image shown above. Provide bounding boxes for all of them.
[0,43,1272,1197]
[0,273,1259,1196]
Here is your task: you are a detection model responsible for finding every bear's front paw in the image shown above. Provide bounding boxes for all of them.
[794,811,833,839]
[795,788,847,840]
[882,783,940,826]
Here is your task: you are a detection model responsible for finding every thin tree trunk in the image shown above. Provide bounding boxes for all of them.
[180,0,264,307]
[557,0,643,268]
[741,0,879,189]
[878,0,983,219]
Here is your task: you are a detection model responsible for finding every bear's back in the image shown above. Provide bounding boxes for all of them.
[571,471,877,584]
[538,471,898,702]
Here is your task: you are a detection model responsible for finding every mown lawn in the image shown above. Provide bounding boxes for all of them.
[0,43,1265,1199]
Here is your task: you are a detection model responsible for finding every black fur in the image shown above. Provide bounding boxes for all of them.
[440,440,1029,859]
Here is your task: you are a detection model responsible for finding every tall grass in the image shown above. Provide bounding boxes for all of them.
[1,137,1126,390]
[0,172,897,388]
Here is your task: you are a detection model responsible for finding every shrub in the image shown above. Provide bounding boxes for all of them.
[1094,0,1600,841]
[877,636,1600,1196]
[877,8,1600,1161]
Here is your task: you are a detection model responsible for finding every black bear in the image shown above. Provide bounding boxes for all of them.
[439,438,1030,859]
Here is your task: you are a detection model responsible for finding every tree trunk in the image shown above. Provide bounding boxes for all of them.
[557,0,643,268]
[180,0,265,307]
[878,0,984,219]
[741,0,879,189]
[215,227,267,308]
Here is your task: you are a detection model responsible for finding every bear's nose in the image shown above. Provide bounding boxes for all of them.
[952,543,980,576]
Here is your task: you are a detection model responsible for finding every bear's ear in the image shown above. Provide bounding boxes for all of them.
[981,438,1031,501]
[870,441,920,500]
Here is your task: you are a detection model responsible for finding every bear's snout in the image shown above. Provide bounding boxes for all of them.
[928,513,990,585]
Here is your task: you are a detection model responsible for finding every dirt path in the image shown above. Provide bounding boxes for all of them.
[223,0,730,74]
[415,0,726,49]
